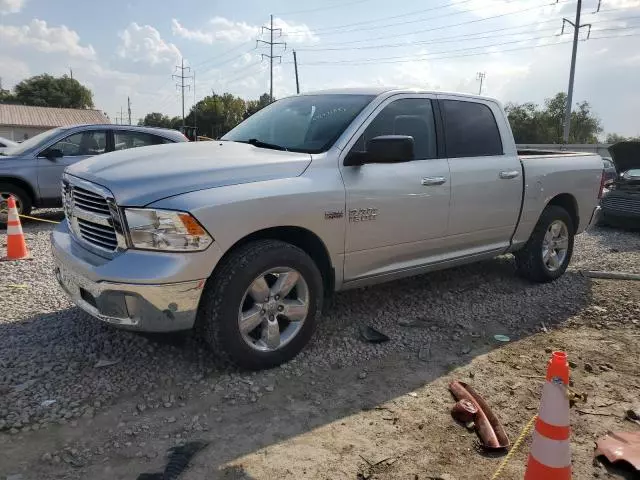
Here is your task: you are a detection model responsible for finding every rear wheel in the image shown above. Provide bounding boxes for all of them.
[197,239,323,370]
[0,184,32,226]
[515,205,574,283]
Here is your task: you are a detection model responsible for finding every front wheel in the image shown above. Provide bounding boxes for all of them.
[515,205,574,283]
[0,184,32,227]
[197,240,323,370]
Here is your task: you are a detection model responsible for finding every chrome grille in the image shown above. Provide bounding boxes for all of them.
[62,175,126,255]
[77,218,118,250]
[601,194,640,215]
[71,186,111,215]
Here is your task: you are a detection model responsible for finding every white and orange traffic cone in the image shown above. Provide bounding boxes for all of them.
[2,196,30,261]
[524,351,571,479]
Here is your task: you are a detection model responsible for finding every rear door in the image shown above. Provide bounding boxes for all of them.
[36,128,107,202]
[111,129,173,152]
[439,96,522,253]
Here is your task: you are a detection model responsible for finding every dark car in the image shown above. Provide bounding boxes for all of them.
[0,124,188,223]
[600,141,640,227]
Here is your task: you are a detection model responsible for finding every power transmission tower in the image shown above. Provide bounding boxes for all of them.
[127,96,132,125]
[172,58,192,129]
[560,0,594,143]
[293,50,300,94]
[476,72,486,95]
[258,15,286,102]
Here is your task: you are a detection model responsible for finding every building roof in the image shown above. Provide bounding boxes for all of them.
[0,104,110,128]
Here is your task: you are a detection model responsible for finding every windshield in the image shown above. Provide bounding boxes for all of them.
[222,94,375,153]
[3,127,66,156]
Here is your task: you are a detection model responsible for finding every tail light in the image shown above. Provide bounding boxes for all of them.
[598,169,606,199]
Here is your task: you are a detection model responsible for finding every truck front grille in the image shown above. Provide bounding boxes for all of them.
[62,176,126,255]
[71,186,111,215]
[601,194,640,215]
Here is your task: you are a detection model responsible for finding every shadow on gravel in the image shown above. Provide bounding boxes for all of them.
[0,256,593,479]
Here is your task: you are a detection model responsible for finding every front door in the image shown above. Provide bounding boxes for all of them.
[36,129,107,202]
[340,96,451,282]
[438,97,523,254]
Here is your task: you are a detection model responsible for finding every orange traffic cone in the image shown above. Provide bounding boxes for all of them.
[524,351,571,479]
[2,196,30,261]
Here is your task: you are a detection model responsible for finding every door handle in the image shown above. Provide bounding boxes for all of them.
[499,170,520,179]
[421,176,447,186]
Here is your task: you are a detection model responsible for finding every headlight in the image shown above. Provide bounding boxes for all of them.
[124,208,213,252]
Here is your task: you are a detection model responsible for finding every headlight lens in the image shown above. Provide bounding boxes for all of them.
[124,208,213,252]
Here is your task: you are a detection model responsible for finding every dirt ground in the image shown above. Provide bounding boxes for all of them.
[1,275,639,480]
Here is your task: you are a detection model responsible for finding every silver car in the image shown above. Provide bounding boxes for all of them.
[0,124,188,223]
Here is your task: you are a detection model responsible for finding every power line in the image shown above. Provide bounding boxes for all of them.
[172,58,193,129]
[258,15,286,102]
[295,0,571,47]
[285,0,475,35]
[287,30,640,66]
[277,0,374,16]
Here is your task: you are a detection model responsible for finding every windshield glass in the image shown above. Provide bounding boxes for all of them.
[222,94,375,153]
[3,127,66,156]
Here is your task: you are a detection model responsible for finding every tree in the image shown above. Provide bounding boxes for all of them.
[606,133,640,143]
[0,88,16,104]
[138,112,172,128]
[11,74,94,108]
[186,91,247,138]
[244,93,272,119]
[137,113,183,130]
[506,92,602,144]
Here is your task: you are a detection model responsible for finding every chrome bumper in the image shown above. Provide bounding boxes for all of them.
[51,221,207,332]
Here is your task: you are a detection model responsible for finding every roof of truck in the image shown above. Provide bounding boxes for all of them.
[301,87,498,102]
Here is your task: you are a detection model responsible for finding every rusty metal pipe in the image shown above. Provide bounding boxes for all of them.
[449,381,510,450]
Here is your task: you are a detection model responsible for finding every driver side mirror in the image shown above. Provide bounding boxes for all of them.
[344,135,414,166]
[41,148,63,160]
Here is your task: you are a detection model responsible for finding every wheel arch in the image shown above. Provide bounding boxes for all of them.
[0,176,37,206]
[546,193,579,232]
[213,226,335,295]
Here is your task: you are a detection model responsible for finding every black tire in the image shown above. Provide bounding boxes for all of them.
[515,205,575,283]
[197,239,323,370]
[0,183,32,227]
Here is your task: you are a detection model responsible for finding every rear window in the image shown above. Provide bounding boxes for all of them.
[442,100,503,158]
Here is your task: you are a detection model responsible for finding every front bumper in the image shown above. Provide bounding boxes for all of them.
[51,221,211,332]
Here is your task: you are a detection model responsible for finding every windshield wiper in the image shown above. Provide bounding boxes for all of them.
[243,138,288,151]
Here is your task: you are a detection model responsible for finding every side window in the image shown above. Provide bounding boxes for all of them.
[352,98,437,160]
[442,100,503,158]
[113,131,164,151]
[48,131,106,156]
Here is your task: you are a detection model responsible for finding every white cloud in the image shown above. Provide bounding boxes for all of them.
[118,22,181,66]
[0,0,24,15]
[0,19,95,58]
[172,16,318,45]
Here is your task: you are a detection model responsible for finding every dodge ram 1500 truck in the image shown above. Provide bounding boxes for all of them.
[52,88,605,369]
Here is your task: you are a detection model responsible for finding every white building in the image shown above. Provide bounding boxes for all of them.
[0,104,109,141]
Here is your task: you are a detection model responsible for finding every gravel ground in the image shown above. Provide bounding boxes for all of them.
[0,212,639,474]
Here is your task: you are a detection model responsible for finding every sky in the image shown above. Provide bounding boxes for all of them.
[1,0,639,136]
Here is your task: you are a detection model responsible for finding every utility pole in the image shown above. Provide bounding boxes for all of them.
[476,72,486,95]
[293,50,300,94]
[193,71,197,141]
[127,97,132,125]
[172,58,192,129]
[561,0,594,143]
[69,67,73,80]
[120,107,124,125]
[258,15,286,102]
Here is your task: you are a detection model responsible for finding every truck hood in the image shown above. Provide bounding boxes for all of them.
[67,141,312,206]
[608,141,640,173]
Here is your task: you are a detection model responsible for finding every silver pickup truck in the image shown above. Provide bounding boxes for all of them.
[52,88,605,369]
